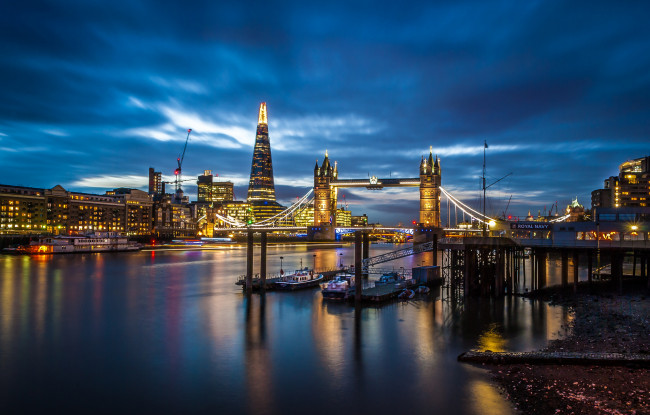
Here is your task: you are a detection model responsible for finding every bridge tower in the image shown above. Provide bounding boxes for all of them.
[419,147,441,226]
[313,151,338,226]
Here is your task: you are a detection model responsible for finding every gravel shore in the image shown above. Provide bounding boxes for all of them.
[489,290,650,414]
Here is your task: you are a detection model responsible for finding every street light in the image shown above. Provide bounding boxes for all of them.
[339,253,343,268]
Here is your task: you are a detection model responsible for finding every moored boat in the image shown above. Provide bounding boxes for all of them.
[18,232,141,254]
[398,288,415,300]
[321,274,355,301]
[374,272,403,286]
[276,268,324,290]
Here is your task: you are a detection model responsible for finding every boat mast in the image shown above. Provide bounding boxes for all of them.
[482,140,487,236]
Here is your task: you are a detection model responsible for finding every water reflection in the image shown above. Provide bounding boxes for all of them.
[244,294,273,415]
[0,247,573,415]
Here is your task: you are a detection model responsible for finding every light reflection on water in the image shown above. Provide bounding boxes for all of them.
[0,245,571,414]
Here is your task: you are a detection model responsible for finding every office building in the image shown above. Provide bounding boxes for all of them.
[197,170,234,203]
[148,167,164,197]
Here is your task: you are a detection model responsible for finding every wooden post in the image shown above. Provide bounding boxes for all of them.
[505,248,513,295]
[561,250,568,288]
[355,231,362,303]
[538,249,547,290]
[522,249,527,291]
[573,250,579,293]
[432,233,438,266]
[260,231,267,290]
[362,232,369,279]
[463,247,471,297]
[246,231,254,294]
[495,248,504,296]
[531,249,536,291]
[587,250,594,289]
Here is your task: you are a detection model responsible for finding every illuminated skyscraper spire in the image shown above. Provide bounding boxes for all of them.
[258,102,267,124]
[247,102,276,202]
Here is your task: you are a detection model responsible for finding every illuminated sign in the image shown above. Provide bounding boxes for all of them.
[510,223,551,230]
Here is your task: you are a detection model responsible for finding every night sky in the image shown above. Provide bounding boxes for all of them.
[1,1,649,225]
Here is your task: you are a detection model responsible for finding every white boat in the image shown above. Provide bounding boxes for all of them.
[276,268,324,290]
[375,272,403,286]
[321,274,354,301]
[20,232,141,254]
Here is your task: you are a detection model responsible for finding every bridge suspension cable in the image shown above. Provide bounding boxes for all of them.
[250,189,314,227]
[214,213,246,227]
[440,186,495,223]
[550,214,570,222]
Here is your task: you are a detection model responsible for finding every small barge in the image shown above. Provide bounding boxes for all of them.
[14,233,141,254]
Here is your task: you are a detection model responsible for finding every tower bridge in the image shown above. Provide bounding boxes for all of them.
[311,148,441,240]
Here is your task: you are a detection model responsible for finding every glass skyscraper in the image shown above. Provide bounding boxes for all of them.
[247,102,276,202]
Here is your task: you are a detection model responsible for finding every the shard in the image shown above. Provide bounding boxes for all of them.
[247,102,277,202]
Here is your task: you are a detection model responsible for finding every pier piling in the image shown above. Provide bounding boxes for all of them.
[246,231,254,294]
[355,231,362,302]
[573,251,579,293]
[260,232,267,290]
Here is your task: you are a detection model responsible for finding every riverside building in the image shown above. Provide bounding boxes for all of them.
[592,156,650,209]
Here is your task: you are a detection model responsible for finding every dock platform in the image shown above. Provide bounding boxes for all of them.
[360,283,407,302]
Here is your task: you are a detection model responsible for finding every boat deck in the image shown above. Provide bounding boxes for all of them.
[237,269,341,291]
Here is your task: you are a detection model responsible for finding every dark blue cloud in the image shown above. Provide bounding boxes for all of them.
[1,0,649,224]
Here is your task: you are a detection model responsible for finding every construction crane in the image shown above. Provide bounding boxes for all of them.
[502,195,512,219]
[174,129,192,202]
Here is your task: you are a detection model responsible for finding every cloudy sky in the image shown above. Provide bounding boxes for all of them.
[1,1,649,225]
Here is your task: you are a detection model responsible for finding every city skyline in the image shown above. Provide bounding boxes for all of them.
[2,1,650,225]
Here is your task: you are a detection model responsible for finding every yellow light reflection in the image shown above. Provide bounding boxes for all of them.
[476,323,507,352]
[468,375,514,415]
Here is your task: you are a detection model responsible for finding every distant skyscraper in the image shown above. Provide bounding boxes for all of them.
[148,167,163,196]
[247,102,276,202]
[197,170,234,203]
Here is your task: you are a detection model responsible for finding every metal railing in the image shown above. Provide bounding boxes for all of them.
[362,241,434,270]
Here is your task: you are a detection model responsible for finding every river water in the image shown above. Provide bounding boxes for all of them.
[0,244,571,414]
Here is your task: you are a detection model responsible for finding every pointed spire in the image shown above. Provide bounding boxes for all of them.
[258,102,268,124]
[428,146,434,166]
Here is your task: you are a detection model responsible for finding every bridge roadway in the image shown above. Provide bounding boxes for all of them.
[213,226,416,233]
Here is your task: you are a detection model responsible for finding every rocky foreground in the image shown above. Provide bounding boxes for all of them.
[490,291,650,414]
